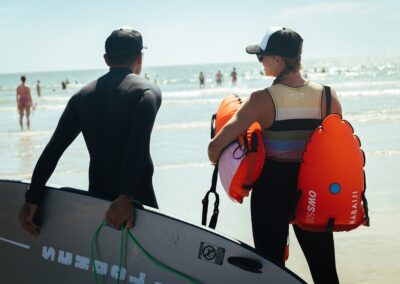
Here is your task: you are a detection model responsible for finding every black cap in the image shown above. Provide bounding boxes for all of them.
[105,27,144,58]
[246,27,303,58]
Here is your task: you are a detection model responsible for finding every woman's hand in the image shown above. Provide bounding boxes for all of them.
[208,140,220,165]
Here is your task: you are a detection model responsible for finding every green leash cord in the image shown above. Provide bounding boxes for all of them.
[90,219,201,284]
[125,230,200,283]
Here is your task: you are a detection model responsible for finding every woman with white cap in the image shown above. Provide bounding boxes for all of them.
[208,27,341,283]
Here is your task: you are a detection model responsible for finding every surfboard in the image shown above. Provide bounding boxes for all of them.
[0,180,305,283]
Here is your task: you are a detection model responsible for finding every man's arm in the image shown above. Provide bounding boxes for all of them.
[19,96,81,236]
[105,90,160,229]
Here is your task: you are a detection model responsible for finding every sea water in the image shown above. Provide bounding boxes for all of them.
[1,57,399,283]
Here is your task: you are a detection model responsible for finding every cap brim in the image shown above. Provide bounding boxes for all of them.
[246,44,263,54]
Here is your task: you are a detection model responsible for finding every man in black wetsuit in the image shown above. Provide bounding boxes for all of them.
[18,27,162,236]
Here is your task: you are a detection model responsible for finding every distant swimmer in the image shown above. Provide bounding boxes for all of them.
[215,70,223,85]
[199,71,205,88]
[145,73,150,80]
[36,80,41,97]
[16,75,33,130]
[230,67,237,86]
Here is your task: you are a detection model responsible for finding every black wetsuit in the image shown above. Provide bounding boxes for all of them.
[252,161,338,284]
[25,68,161,208]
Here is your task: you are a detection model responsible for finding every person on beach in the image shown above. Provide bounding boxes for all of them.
[36,80,41,97]
[230,67,237,85]
[18,27,162,236]
[199,71,205,88]
[215,70,223,85]
[16,75,33,130]
[208,27,341,283]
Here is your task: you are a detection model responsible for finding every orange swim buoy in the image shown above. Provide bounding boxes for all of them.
[214,94,242,135]
[213,95,265,203]
[295,114,369,232]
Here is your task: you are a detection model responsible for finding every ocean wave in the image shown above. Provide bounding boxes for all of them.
[0,104,66,112]
[0,107,18,112]
[0,98,15,104]
[0,130,52,137]
[335,80,400,89]
[366,150,400,157]
[345,109,400,123]
[162,87,254,99]
[339,89,400,97]
[1,168,86,179]
[0,162,212,180]
[35,105,66,110]
[155,162,210,170]
[154,121,209,130]
[39,96,70,103]
[0,173,33,180]
[163,98,222,105]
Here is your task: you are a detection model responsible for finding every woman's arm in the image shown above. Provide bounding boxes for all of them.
[208,90,274,164]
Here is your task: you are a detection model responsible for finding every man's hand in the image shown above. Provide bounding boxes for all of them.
[18,202,39,237]
[105,195,135,230]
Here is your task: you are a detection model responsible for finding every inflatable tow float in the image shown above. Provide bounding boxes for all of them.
[202,95,264,230]
[212,95,265,203]
[295,114,369,232]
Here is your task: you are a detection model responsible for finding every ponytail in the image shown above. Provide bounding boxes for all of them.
[272,64,292,85]
[272,43,303,85]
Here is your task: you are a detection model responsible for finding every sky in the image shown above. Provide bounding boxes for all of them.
[0,0,399,73]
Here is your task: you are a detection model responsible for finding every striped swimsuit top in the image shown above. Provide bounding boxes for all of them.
[263,81,324,163]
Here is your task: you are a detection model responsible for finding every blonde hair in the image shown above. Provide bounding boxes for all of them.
[272,44,303,85]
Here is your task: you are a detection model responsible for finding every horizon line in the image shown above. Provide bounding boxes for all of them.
[1,53,399,76]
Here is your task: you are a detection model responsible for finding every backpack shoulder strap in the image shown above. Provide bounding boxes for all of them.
[324,85,332,116]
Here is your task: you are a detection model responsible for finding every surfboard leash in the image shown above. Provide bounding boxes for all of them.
[90,219,127,284]
[125,229,201,283]
[90,219,201,284]
[90,219,105,284]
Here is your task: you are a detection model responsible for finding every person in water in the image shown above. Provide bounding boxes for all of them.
[230,67,237,85]
[215,70,223,85]
[208,27,341,283]
[16,75,33,130]
[36,80,41,97]
[199,71,205,88]
[19,27,162,236]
